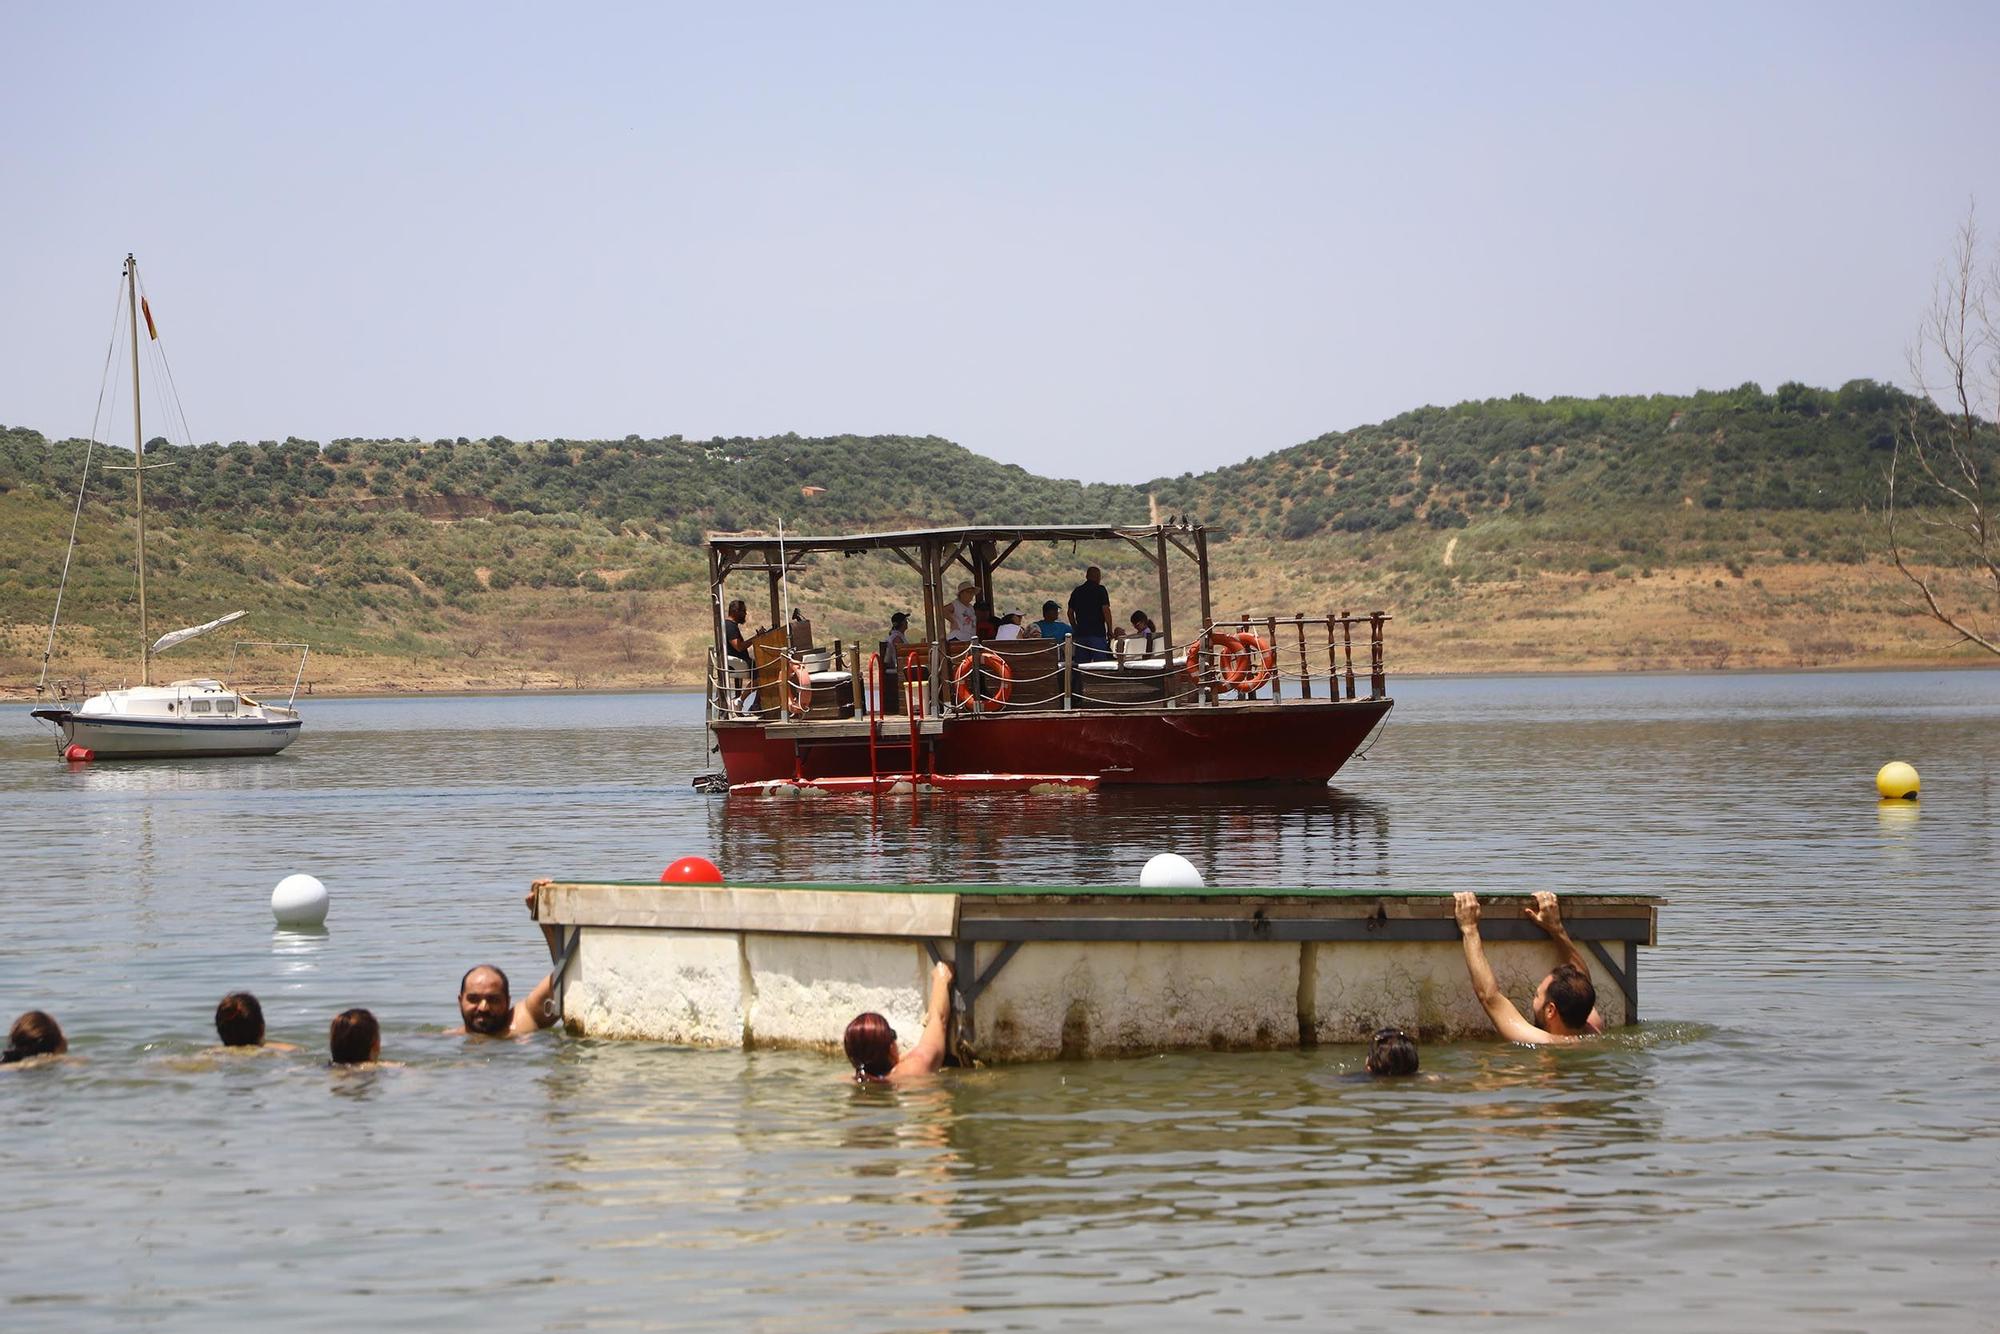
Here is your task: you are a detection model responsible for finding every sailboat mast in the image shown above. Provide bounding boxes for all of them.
[126,254,149,687]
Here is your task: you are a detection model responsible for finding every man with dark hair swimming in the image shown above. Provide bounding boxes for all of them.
[449,886,565,1038]
[1454,890,1604,1045]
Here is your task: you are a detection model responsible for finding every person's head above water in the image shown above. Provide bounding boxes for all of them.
[3,1010,66,1063]
[215,992,267,1047]
[459,964,513,1036]
[843,1012,898,1081]
[329,1008,379,1065]
[1365,1027,1419,1076]
[1531,962,1596,1035]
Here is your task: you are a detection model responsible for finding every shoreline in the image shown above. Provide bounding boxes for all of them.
[6,655,1992,706]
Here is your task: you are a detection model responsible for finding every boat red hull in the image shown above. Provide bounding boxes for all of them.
[713,699,1393,786]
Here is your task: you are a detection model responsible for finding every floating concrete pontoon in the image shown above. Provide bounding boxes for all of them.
[533,881,1660,1061]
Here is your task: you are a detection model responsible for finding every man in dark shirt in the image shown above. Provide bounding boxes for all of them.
[1068,566,1111,661]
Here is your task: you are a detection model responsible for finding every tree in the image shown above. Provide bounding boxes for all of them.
[1886,207,2000,656]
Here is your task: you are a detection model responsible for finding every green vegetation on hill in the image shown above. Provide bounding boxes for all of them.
[2,379,1991,685]
[1145,379,1944,543]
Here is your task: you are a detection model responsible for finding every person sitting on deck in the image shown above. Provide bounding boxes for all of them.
[1115,609,1160,652]
[974,598,998,640]
[449,886,566,1038]
[1068,566,1112,661]
[1452,891,1604,1045]
[993,609,1033,640]
[2,1010,67,1067]
[214,992,298,1052]
[1032,600,1072,645]
[843,961,954,1084]
[942,582,979,643]
[1365,1027,1419,1076]
[887,610,912,659]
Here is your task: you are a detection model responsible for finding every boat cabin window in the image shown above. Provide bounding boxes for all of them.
[188,699,213,714]
[214,697,238,715]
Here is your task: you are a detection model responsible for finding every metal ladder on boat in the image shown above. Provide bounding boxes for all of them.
[866,651,929,792]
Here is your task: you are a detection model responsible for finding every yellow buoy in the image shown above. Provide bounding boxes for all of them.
[1875,761,1920,800]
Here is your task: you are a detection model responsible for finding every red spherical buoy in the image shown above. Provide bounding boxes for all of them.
[660,856,723,885]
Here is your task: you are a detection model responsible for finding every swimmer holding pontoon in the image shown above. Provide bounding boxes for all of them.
[448,885,566,1038]
[1454,890,1605,1046]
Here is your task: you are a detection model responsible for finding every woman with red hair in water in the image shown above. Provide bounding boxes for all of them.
[843,961,954,1084]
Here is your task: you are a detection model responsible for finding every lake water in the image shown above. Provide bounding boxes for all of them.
[2,672,1996,1331]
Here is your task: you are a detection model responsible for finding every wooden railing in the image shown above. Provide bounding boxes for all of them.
[709,613,1390,721]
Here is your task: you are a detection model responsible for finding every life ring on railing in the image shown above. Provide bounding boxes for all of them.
[953,648,1013,709]
[785,663,813,717]
[1234,633,1277,694]
[1184,631,1248,686]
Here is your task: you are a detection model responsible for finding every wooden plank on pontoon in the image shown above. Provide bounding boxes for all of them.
[538,881,962,938]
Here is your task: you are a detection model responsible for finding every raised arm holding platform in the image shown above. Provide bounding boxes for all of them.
[1454,890,1599,1046]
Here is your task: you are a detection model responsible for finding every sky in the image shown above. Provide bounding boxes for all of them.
[3,2,1997,483]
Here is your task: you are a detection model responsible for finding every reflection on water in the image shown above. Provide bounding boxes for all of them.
[712,784,1394,886]
[1,671,1997,1330]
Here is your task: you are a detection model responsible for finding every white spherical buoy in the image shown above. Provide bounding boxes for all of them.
[271,873,329,928]
[1140,853,1206,889]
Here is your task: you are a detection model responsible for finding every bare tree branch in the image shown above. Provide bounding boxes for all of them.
[1886,202,2000,657]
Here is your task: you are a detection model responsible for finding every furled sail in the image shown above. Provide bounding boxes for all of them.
[151,610,246,655]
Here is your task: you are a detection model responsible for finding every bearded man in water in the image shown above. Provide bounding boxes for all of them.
[1453,890,1605,1045]
[450,885,564,1038]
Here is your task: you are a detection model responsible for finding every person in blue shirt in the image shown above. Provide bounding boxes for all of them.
[1032,600,1072,645]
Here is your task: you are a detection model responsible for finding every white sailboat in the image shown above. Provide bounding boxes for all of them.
[30,255,306,761]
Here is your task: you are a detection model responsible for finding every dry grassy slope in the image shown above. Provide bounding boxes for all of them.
[8,527,1982,699]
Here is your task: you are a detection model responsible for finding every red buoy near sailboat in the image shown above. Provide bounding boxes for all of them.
[63,744,94,762]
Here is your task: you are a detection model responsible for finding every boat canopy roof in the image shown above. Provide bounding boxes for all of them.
[707,521,1205,567]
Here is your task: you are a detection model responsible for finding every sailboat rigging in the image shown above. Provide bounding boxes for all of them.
[30,255,307,760]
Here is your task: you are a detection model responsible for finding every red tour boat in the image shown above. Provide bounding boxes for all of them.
[703,522,1392,790]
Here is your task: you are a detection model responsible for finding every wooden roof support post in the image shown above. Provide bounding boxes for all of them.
[766,568,782,632]
[1194,525,1213,629]
[1155,529,1172,681]
[923,539,945,717]
[972,539,995,606]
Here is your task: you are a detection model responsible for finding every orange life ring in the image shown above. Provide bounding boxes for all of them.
[785,663,813,717]
[953,648,1013,709]
[1234,632,1277,694]
[1185,631,1248,686]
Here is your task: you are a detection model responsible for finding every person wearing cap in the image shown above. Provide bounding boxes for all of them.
[1032,600,1072,645]
[941,581,979,643]
[993,609,1034,640]
[887,610,912,658]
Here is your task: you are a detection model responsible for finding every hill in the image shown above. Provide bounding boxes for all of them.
[3,380,1994,697]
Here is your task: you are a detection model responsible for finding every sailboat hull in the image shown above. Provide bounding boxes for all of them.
[32,710,302,759]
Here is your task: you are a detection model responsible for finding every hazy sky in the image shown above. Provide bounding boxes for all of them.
[4,3,1996,482]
